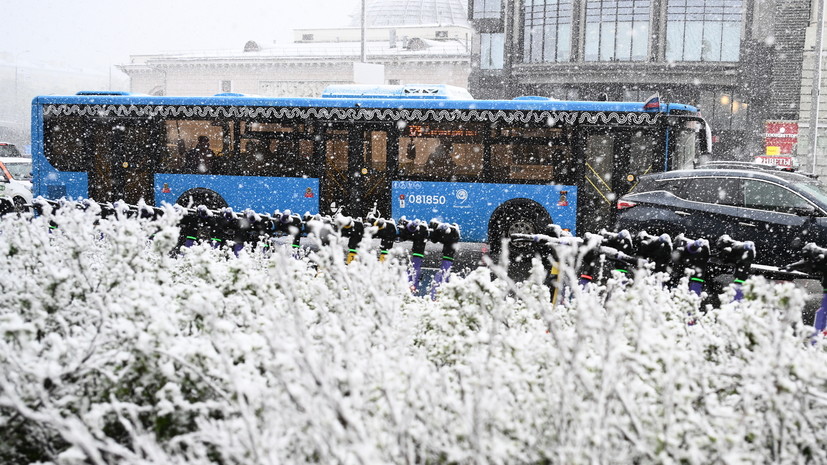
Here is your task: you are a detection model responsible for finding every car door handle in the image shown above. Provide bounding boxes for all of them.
[739,222,757,228]
[674,210,691,216]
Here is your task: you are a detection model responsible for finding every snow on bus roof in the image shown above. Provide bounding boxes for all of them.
[321,84,474,100]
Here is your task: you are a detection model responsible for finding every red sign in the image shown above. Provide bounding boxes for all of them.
[764,121,798,155]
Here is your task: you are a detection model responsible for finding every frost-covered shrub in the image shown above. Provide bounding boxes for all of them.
[1,205,827,464]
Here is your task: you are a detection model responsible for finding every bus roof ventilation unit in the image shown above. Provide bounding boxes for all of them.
[321,84,473,100]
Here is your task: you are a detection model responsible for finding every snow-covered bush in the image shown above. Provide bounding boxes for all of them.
[1,204,826,464]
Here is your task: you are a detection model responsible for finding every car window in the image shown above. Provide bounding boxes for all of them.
[3,162,32,181]
[655,178,689,197]
[743,180,812,213]
[794,180,827,206]
[683,177,743,206]
[0,145,22,157]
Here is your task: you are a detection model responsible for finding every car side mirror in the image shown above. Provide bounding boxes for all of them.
[794,205,819,217]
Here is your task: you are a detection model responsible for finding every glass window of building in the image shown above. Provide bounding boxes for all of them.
[666,0,743,62]
[480,33,506,69]
[473,0,502,19]
[584,0,651,62]
[523,0,573,63]
[697,90,750,131]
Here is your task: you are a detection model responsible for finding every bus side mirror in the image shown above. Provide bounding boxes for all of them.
[700,119,713,156]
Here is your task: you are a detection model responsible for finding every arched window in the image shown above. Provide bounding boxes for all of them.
[665,0,743,62]
[583,0,651,62]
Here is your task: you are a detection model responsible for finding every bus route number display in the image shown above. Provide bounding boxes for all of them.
[407,125,480,138]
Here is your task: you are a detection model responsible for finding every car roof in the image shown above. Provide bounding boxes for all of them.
[643,168,819,185]
[695,161,797,173]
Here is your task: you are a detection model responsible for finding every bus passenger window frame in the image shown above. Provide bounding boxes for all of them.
[396,122,485,181]
[488,125,573,184]
[43,116,95,172]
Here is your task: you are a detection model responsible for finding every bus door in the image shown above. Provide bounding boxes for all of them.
[320,123,396,218]
[88,118,161,205]
[577,127,662,233]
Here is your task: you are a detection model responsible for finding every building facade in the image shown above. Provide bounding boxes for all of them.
[467,0,811,160]
[119,0,472,100]
[798,0,827,176]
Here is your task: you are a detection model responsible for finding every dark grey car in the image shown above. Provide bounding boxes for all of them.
[615,168,827,266]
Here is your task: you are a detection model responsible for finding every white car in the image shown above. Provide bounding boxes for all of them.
[0,157,33,209]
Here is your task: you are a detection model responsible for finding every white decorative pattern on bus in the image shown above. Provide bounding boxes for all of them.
[43,104,662,126]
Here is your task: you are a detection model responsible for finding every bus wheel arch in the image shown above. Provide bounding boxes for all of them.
[488,199,552,255]
[176,188,228,210]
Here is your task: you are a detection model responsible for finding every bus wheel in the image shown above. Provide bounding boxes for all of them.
[12,196,27,212]
[488,201,551,259]
[176,188,228,211]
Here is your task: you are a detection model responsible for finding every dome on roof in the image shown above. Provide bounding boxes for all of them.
[351,0,469,28]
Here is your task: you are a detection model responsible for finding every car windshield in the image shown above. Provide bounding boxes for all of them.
[793,179,827,206]
[4,161,32,181]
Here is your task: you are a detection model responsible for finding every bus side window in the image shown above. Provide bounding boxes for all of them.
[491,144,514,179]
[240,139,269,176]
[366,130,387,171]
[297,139,316,177]
[490,126,570,183]
[554,147,576,185]
[398,137,482,180]
[491,143,554,181]
[164,119,224,174]
[425,141,456,174]
[263,139,286,176]
[44,117,93,172]
[398,137,430,176]
[450,143,483,178]
[628,131,659,177]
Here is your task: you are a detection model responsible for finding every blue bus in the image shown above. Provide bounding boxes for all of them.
[31,84,708,245]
